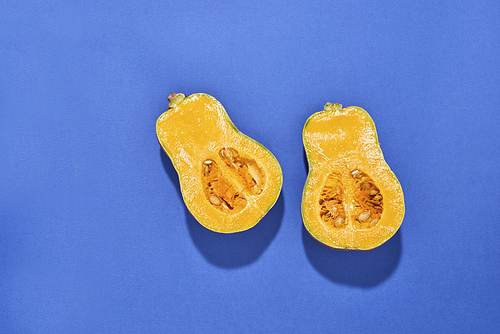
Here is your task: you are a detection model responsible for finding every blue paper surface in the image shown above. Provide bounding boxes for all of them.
[1,1,499,333]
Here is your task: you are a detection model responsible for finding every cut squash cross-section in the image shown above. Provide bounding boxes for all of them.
[156,93,283,233]
[302,103,405,250]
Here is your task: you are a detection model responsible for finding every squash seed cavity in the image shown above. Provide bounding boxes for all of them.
[318,172,347,229]
[317,169,383,230]
[219,147,265,195]
[351,168,383,229]
[202,159,247,214]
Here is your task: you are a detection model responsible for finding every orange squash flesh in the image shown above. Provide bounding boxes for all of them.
[302,103,404,250]
[157,93,283,233]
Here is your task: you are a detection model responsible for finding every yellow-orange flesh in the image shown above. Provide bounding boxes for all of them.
[157,93,282,233]
[302,103,404,250]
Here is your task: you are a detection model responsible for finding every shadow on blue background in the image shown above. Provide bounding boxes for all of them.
[301,149,402,288]
[302,226,402,288]
[160,149,283,268]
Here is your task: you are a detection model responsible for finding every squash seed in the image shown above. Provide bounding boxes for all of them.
[358,211,371,221]
[361,182,371,190]
[221,148,233,161]
[334,215,345,228]
[209,195,221,206]
[369,218,379,227]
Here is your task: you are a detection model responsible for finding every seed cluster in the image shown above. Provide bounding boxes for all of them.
[202,159,247,213]
[318,173,347,228]
[201,147,266,214]
[351,169,383,229]
[219,147,264,195]
[317,169,384,230]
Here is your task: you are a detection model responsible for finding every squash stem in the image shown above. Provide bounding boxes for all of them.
[324,103,343,111]
[168,92,186,109]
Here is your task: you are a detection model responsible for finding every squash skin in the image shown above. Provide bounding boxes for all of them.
[156,93,283,233]
[302,103,404,250]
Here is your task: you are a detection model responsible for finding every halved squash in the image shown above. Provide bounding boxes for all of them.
[157,93,283,233]
[302,103,404,250]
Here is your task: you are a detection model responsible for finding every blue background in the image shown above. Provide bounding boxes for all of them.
[1,1,499,333]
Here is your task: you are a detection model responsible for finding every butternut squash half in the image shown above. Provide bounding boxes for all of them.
[302,103,404,250]
[157,93,283,233]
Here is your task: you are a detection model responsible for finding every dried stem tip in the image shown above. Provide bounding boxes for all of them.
[167,92,178,102]
[324,103,343,112]
[168,92,186,109]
